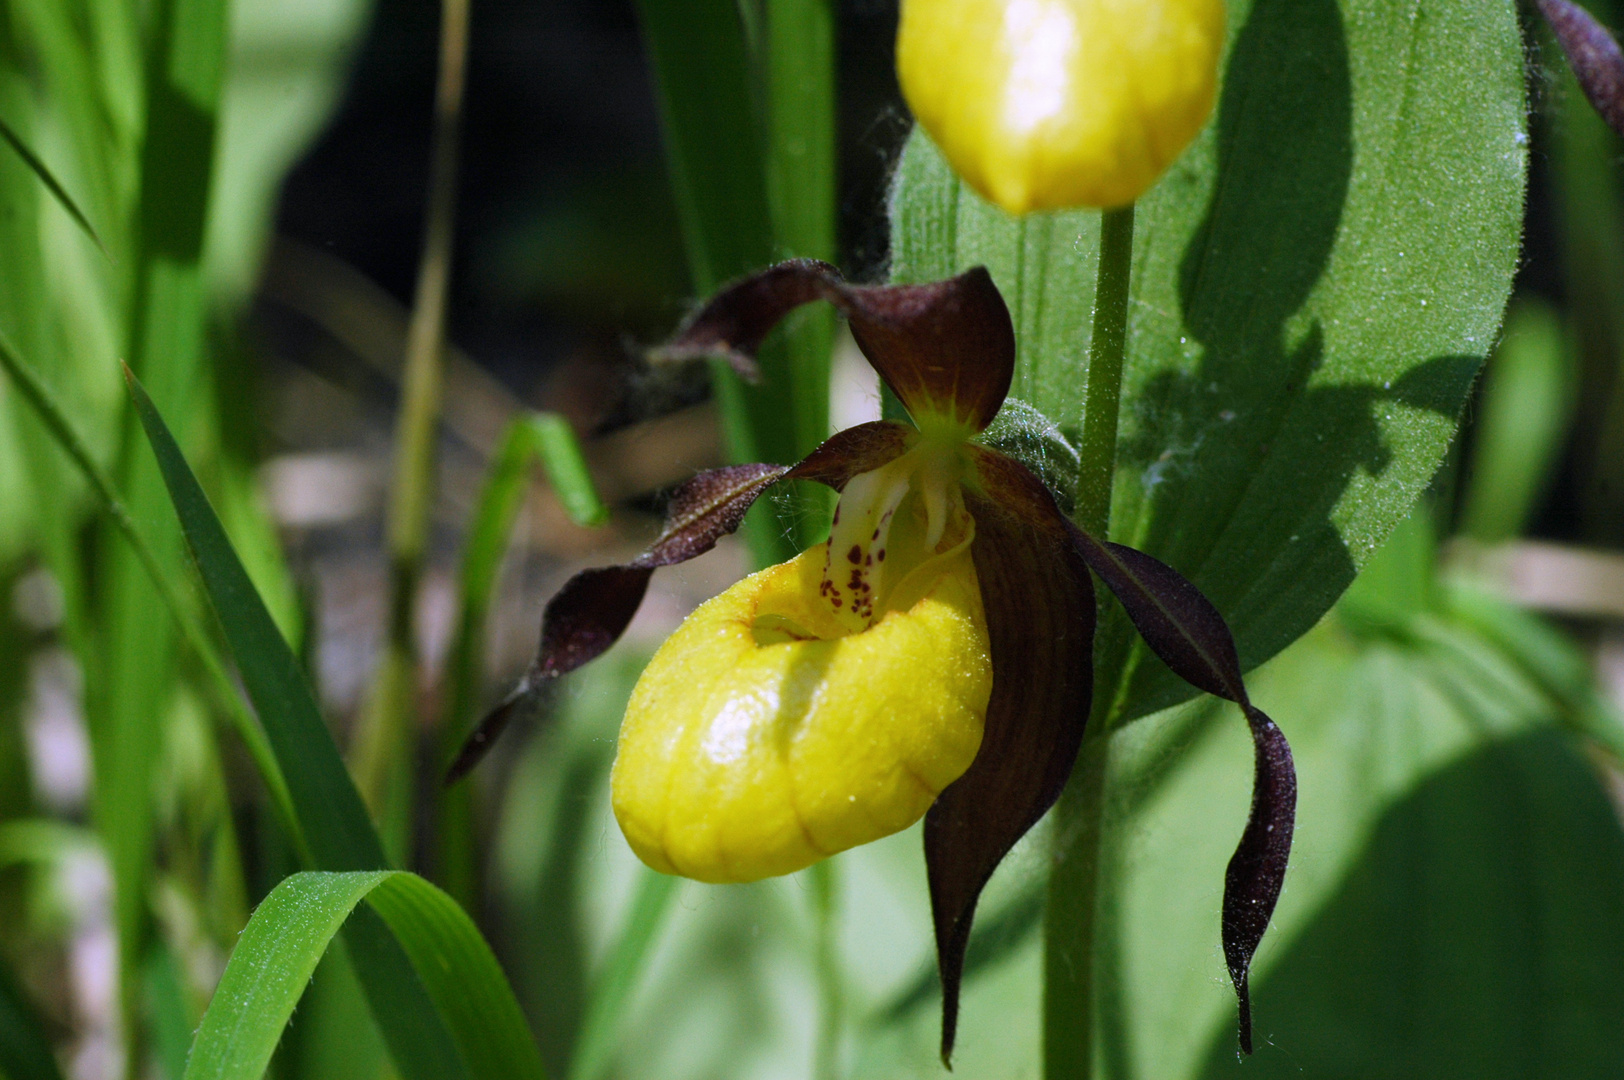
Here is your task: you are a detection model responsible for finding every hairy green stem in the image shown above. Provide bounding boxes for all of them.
[809,858,843,1080]
[1045,203,1134,1080]
[355,0,470,858]
[1073,206,1135,539]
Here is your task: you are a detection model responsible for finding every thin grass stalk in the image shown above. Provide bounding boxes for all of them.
[355,0,471,859]
[765,0,837,550]
[1044,203,1134,1080]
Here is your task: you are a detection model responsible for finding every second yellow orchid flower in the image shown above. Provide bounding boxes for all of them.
[897,0,1226,213]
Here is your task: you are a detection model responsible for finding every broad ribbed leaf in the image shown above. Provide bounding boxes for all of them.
[185,871,544,1080]
[890,0,1527,724]
[1115,621,1624,1079]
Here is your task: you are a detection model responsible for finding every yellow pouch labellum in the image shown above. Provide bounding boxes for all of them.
[897,0,1225,212]
[611,516,992,883]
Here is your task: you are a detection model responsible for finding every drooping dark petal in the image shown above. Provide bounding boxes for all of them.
[657,259,1015,433]
[1224,704,1295,1055]
[1539,0,1624,137]
[1066,529,1296,1054]
[444,565,654,783]
[651,259,840,381]
[446,463,787,783]
[925,448,1095,1065]
[1065,532,1242,701]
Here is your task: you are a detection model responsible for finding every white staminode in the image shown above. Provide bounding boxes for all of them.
[822,440,967,626]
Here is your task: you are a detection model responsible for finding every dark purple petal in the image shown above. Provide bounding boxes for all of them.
[445,463,788,784]
[444,565,654,784]
[926,448,1095,1065]
[1539,0,1624,137]
[657,259,1015,433]
[1066,533,1243,701]
[841,270,1014,433]
[1224,705,1295,1055]
[643,463,790,566]
[651,259,838,381]
[1066,528,1296,1054]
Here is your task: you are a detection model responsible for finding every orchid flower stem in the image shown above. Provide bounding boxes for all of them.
[809,858,844,1080]
[1046,202,1135,1080]
[1075,205,1135,539]
[356,0,471,859]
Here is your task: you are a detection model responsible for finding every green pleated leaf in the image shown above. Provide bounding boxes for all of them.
[889,0,1527,723]
[185,871,545,1080]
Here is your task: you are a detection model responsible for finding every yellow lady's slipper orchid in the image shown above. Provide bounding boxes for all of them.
[896,0,1226,212]
[450,259,1295,1063]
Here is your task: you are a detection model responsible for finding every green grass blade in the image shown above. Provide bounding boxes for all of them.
[126,368,385,873]
[186,871,545,1080]
[527,413,608,527]
[365,873,547,1080]
[0,112,107,254]
[566,869,679,1080]
[764,0,835,462]
[635,0,806,563]
[633,0,772,296]
[0,329,298,846]
[104,0,233,1066]
[127,369,485,1080]
[0,952,64,1080]
[184,870,391,1080]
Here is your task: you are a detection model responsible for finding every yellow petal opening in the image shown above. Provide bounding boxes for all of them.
[897,0,1225,212]
[610,493,992,883]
